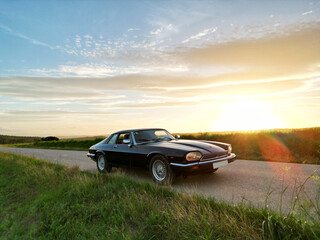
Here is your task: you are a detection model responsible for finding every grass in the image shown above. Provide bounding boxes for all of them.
[0,135,40,144]
[0,152,319,239]
[2,138,105,151]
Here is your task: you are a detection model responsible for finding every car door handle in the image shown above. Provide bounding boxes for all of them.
[113,145,118,148]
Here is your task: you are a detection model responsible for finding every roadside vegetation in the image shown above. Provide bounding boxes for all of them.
[2,138,104,151]
[0,135,40,144]
[181,127,320,165]
[1,127,319,164]
[0,152,319,239]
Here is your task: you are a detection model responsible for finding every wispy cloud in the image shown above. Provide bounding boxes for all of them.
[2,110,118,116]
[0,101,14,104]
[182,27,217,43]
[30,62,188,77]
[32,64,116,77]
[128,28,140,32]
[150,24,173,35]
[302,10,313,16]
[0,23,57,50]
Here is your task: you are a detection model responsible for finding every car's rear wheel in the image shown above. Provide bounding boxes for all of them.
[96,154,112,173]
[149,155,174,185]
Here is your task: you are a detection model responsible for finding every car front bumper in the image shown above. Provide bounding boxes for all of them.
[87,153,96,160]
[170,153,236,175]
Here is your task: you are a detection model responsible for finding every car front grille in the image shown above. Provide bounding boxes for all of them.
[201,153,228,162]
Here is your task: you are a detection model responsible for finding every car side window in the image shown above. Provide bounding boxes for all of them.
[107,134,118,145]
[117,133,131,144]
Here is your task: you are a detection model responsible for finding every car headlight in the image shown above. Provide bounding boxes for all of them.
[228,145,232,154]
[186,152,203,161]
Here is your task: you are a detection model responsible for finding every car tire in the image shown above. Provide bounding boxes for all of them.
[149,155,175,185]
[96,154,112,173]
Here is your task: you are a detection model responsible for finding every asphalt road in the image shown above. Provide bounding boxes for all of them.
[1,147,319,212]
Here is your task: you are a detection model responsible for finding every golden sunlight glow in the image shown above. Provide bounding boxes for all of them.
[212,99,285,131]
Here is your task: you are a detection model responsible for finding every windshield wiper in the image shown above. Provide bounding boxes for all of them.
[152,137,172,142]
[151,138,161,142]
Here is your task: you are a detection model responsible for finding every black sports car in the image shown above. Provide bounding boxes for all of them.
[87,128,236,185]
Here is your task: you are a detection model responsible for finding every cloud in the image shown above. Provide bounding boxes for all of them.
[65,33,173,64]
[1,71,318,102]
[0,101,14,104]
[157,78,312,99]
[150,28,163,35]
[0,77,127,100]
[150,24,174,35]
[0,23,57,50]
[2,110,117,116]
[0,110,119,124]
[182,27,217,43]
[117,100,200,109]
[302,11,313,16]
[3,74,316,110]
[84,35,93,39]
[2,24,319,111]
[179,26,320,72]
[30,62,188,77]
[33,64,116,77]
[128,28,140,32]
[75,35,82,48]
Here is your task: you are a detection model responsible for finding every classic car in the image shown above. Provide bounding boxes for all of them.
[87,128,236,185]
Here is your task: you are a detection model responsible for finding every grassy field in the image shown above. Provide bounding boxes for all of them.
[2,138,105,151]
[0,135,41,144]
[0,152,319,239]
[2,127,320,164]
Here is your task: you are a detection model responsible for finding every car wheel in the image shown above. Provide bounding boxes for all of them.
[149,155,174,185]
[96,154,112,173]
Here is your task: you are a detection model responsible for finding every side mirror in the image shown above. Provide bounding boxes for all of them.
[175,135,180,139]
[123,139,131,144]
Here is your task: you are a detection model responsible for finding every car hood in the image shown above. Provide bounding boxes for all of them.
[145,139,227,157]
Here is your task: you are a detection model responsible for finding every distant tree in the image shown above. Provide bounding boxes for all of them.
[41,136,59,141]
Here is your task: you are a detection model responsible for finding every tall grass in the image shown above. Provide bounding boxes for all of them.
[180,127,320,164]
[7,138,105,151]
[0,152,319,239]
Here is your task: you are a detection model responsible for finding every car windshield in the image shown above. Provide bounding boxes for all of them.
[133,129,175,143]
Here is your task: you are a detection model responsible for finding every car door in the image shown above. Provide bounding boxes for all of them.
[101,133,119,165]
[130,144,150,168]
[130,131,154,168]
[111,132,132,167]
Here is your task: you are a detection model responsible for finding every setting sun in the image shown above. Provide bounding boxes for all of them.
[213,99,285,131]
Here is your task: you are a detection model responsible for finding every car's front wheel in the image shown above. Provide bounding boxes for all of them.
[96,154,112,173]
[149,155,174,185]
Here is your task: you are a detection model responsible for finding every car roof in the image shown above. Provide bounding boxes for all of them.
[114,128,167,134]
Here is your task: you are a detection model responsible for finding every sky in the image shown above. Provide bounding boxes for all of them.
[0,0,320,137]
